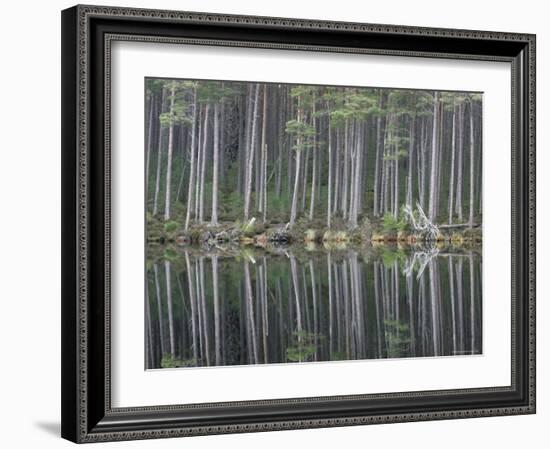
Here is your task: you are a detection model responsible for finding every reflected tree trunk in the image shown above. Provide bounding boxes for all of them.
[164,260,175,359]
[212,255,221,365]
[153,263,165,356]
[243,261,258,363]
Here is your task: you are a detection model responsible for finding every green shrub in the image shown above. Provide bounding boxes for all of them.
[381,213,408,233]
[164,220,179,233]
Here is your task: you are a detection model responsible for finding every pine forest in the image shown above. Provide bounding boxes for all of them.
[145,78,483,369]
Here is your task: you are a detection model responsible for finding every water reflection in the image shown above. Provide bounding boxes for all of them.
[145,246,482,369]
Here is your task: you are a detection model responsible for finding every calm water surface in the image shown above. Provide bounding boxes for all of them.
[145,245,482,369]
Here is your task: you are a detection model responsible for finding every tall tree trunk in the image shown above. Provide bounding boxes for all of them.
[326,110,332,228]
[301,145,309,212]
[289,148,301,226]
[342,120,349,218]
[289,99,303,226]
[428,92,440,221]
[435,101,444,219]
[406,115,416,207]
[194,107,203,218]
[275,86,284,196]
[333,129,340,214]
[448,105,457,224]
[260,85,268,222]
[184,89,197,230]
[163,83,176,221]
[350,121,363,228]
[145,92,155,201]
[373,92,384,216]
[419,117,427,210]
[198,103,210,222]
[261,84,267,223]
[211,102,220,225]
[468,101,475,228]
[309,97,317,221]
[455,103,464,220]
[244,84,260,220]
[152,88,166,216]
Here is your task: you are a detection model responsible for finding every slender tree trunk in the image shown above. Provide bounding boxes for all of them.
[211,102,220,225]
[373,92,384,216]
[428,92,440,221]
[455,257,465,352]
[212,255,221,365]
[333,129,340,215]
[326,111,332,228]
[429,259,440,356]
[309,98,317,221]
[394,141,399,218]
[164,260,175,359]
[289,255,303,360]
[145,276,154,368]
[194,107,203,218]
[290,148,301,226]
[261,86,268,222]
[350,121,363,228]
[469,252,476,352]
[153,263,165,356]
[327,253,334,355]
[468,101,475,228]
[184,89,197,230]
[406,115,416,207]
[197,259,209,365]
[261,84,268,223]
[152,88,166,216]
[342,120,349,218]
[434,102,445,217]
[301,145,309,213]
[243,261,258,363]
[163,83,176,221]
[289,99,303,226]
[184,252,198,363]
[448,105,457,224]
[419,117,427,210]
[244,84,260,220]
[145,93,155,201]
[448,256,457,353]
[198,103,210,222]
[275,86,284,196]
[455,103,464,220]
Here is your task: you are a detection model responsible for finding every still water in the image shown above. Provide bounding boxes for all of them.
[145,245,482,369]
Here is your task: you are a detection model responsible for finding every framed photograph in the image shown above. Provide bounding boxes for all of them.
[61,4,536,443]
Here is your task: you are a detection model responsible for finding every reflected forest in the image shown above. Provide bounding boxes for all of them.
[145,78,483,369]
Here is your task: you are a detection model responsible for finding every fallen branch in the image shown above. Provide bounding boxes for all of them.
[438,223,479,229]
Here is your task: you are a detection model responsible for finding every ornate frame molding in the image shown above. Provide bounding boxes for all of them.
[61,4,536,443]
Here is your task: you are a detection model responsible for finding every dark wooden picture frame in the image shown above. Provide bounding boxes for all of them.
[61,4,536,443]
